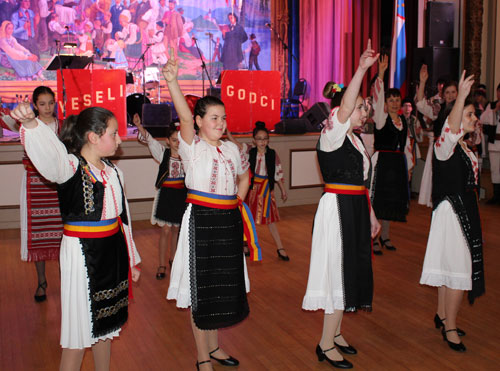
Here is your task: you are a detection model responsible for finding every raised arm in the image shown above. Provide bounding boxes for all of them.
[372,54,389,129]
[337,39,379,124]
[162,57,195,144]
[448,71,474,134]
[416,64,428,103]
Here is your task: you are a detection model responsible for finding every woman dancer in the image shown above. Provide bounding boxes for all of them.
[303,40,381,369]
[420,72,484,352]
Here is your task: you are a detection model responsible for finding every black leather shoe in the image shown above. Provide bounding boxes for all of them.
[334,333,357,355]
[156,266,167,280]
[277,248,290,261]
[34,281,47,302]
[373,240,383,255]
[196,360,211,370]
[316,344,353,369]
[434,314,466,336]
[379,237,396,251]
[442,328,466,352]
[209,347,239,366]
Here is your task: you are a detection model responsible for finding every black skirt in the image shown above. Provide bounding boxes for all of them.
[372,151,409,221]
[189,204,249,330]
[337,193,373,312]
[154,187,188,225]
[80,228,129,338]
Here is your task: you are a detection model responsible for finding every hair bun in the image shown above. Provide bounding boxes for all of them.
[255,121,266,129]
[322,81,344,99]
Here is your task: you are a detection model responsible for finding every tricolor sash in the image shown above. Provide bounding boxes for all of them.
[161,177,185,189]
[254,174,271,218]
[324,183,367,195]
[63,218,120,238]
[186,190,262,261]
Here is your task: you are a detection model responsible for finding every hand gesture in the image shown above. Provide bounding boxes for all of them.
[10,102,36,124]
[419,64,428,83]
[370,210,381,239]
[378,54,389,78]
[457,70,474,99]
[359,39,379,70]
[162,54,178,83]
[281,191,288,202]
[131,266,141,282]
[133,112,142,127]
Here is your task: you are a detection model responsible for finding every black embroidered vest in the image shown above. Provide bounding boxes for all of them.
[249,146,276,190]
[57,157,128,224]
[317,136,364,186]
[155,148,171,189]
[374,115,407,151]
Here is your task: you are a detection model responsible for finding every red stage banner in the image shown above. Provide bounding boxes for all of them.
[220,71,281,133]
[57,70,127,136]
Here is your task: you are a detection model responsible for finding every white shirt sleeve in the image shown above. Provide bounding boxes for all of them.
[434,117,464,161]
[416,98,437,121]
[20,119,78,184]
[138,131,165,163]
[319,107,350,152]
[372,77,388,130]
[274,152,284,182]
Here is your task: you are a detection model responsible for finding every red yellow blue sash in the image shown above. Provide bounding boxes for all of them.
[186,190,262,261]
[324,183,366,195]
[83,165,99,184]
[161,177,185,189]
[254,174,271,218]
[63,218,120,238]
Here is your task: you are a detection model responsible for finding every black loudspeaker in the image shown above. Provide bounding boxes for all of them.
[206,87,221,99]
[141,104,172,137]
[426,2,454,47]
[274,118,308,134]
[413,47,459,88]
[301,102,329,132]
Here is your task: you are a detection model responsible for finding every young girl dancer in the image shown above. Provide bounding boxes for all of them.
[11,104,141,370]
[16,86,64,302]
[303,40,381,369]
[420,72,484,352]
[134,114,187,279]
[227,123,290,261]
[163,56,258,371]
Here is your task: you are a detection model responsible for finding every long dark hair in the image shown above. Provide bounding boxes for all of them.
[32,86,55,117]
[60,107,115,154]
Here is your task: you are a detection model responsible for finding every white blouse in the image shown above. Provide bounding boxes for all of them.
[320,107,371,181]
[139,131,184,179]
[20,119,141,268]
[179,133,249,195]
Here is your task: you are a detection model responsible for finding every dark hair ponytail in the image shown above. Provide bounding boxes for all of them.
[252,121,268,137]
[59,107,115,154]
[433,96,475,138]
[32,86,56,117]
[166,120,178,138]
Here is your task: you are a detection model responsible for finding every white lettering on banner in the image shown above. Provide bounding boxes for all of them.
[60,85,125,111]
[95,91,103,104]
[83,94,91,107]
[107,88,115,101]
[225,85,276,110]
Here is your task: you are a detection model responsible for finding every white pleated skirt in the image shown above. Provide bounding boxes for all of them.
[302,193,345,314]
[166,204,250,308]
[420,200,472,290]
[59,236,120,349]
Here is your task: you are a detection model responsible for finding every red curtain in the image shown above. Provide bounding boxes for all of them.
[300,0,380,106]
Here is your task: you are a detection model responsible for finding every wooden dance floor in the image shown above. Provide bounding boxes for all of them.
[1,199,499,370]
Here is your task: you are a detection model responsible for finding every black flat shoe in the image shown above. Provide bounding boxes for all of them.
[196,360,211,370]
[277,248,290,261]
[379,237,396,251]
[34,281,47,302]
[209,347,239,366]
[442,329,466,352]
[316,345,353,369]
[373,240,383,255]
[434,314,466,336]
[156,266,167,280]
[334,333,357,355]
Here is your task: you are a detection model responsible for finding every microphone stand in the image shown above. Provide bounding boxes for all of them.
[55,40,67,119]
[267,23,299,113]
[192,36,214,96]
[131,44,152,105]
